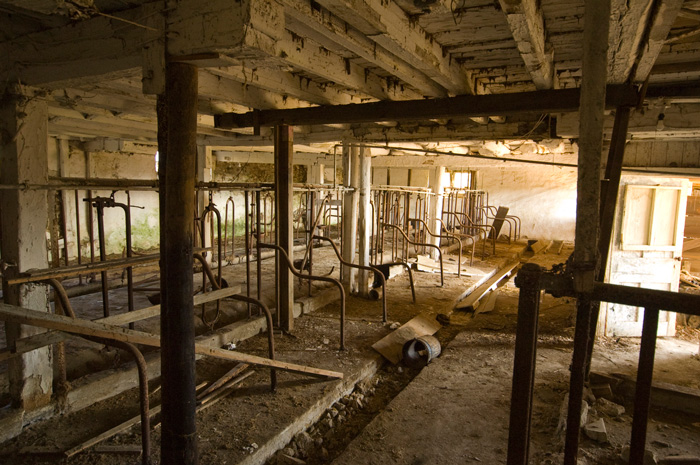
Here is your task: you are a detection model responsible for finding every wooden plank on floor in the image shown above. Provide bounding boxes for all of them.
[0,286,241,362]
[454,259,520,311]
[371,313,441,364]
[0,303,343,380]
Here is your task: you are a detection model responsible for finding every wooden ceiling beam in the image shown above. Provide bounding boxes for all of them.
[273,29,423,100]
[208,65,368,106]
[215,85,639,129]
[281,0,447,97]
[315,0,473,95]
[498,0,554,89]
[632,0,684,82]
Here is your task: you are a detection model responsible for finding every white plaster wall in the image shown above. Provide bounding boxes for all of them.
[54,142,160,259]
[479,164,578,241]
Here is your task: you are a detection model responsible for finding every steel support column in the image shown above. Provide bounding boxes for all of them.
[159,62,198,465]
[506,263,542,465]
[275,125,294,331]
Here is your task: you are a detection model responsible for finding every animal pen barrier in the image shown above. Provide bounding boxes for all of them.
[506,263,700,465]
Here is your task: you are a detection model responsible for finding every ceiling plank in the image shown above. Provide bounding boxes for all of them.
[315,0,473,95]
[498,0,554,89]
[282,0,447,97]
[0,2,161,89]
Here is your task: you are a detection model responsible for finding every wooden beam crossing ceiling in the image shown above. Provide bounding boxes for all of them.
[215,85,639,129]
[498,0,554,89]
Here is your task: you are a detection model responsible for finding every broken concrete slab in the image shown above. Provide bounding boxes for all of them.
[595,397,625,417]
[583,418,609,443]
[622,446,658,465]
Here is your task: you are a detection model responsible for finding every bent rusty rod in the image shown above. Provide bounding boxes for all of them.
[46,279,151,465]
[259,242,347,350]
[313,235,387,323]
[382,223,444,287]
[411,218,472,271]
[226,294,277,392]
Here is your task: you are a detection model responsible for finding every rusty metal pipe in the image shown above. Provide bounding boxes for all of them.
[226,294,277,391]
[259,242,347,350]
[383,223,444,287]
[44,279,151,465]
[313,235,387,323]
[411,218,468,271]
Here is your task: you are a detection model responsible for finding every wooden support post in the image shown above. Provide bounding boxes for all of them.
[275,125,294,331]
[358,147,372,296]
[573,0,610,290]
[566,0,610,463]
[160,62,198,465]
[0,87,53,410]
[341,144,359,291]
[428,167,446,261]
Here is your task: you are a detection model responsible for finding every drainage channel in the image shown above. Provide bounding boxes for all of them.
[265,324,465,465]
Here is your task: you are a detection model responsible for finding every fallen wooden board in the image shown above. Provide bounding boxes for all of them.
[454,259,519,311]
[196,363,249,400]
[0,286,241,362]
[0,303,343,380]
[371,313,441,364]
[65,381,209,458]
[473,289,500,316]
[530,240,550,254]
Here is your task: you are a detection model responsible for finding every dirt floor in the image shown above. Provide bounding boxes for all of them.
[0,239,699,465]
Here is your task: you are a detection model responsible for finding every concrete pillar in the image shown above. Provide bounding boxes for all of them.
[357,147,372,296]
[275,125,294,331]
[0,87,53,410]
[341,144,360,291]
[428,166,446,261]
[308,162,324,185]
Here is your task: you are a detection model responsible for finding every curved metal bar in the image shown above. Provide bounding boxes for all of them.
[193,252,225,328]
[312,235,387,323]
[444,211,496,257]
[223,197,235,260]
[225,294,277,392]
[410,218,475,270]
[45,279,151,465]
[383,223,444,287]
[259,242,347,350]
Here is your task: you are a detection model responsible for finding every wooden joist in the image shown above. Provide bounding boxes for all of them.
[0,302,343,380]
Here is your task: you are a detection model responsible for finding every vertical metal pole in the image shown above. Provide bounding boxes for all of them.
[507,263,542,465]
[160,61,198,465]
[629,307,660,465]
[256,190,263,310]
[564,296,595,465]
[275,125,294,331]
[96,202,110,318]
[74,190,83,284]
[244,190,251,317]
[586,106,632,372]
[308,191,315,297]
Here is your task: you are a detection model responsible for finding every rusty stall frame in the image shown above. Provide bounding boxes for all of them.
[411,217,475,270]
[259,242,347,350]
[382,223,444,287]
[45,279,151,465]
[505,265,700,465]
[313,235,387,323]
[442,211,496,258]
